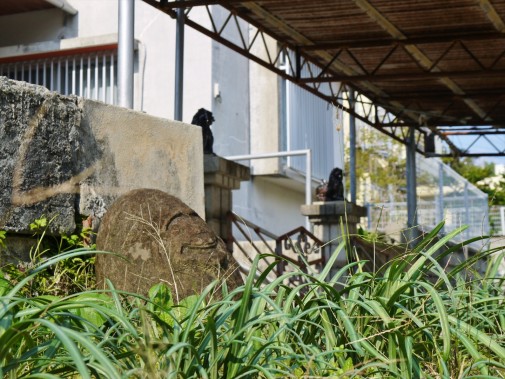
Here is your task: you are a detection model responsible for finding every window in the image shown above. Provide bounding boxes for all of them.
[0,45,118,105]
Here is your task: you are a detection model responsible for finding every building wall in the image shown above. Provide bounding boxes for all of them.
[64,0,212,122]
[233,177,306,236]
[0,9,75,46]
[249,34,281,176]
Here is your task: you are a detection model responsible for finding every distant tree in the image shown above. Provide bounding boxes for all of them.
[345,126,406,204]
[478,178,505,205]
[442,157,494,183]
[442,157,505,205]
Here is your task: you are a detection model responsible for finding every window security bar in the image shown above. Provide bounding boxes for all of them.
[0,47,118,105]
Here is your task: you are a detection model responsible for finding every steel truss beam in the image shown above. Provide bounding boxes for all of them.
[299,31,505,50]
[142,0,505,157]
[301,69,505,83]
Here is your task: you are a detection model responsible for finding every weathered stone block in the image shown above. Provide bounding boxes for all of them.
[0,77,81,234]
[203,155,250,251]
[203,154,250,190]
[301,201,368,277]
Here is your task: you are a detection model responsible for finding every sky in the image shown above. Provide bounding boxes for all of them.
[446,133,505,170]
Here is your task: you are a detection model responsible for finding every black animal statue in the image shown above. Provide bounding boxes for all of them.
[191,108,215,155]
[324,167,344,201]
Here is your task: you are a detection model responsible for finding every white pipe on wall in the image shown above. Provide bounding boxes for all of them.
[118,0,135,109]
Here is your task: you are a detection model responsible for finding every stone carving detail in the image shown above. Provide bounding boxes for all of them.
[95,188,242,300]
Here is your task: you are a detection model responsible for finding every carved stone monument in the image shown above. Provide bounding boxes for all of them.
[191,108,215,155]
[95,188,242,299]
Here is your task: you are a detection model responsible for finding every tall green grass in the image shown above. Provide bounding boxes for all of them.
[1,223,505,378]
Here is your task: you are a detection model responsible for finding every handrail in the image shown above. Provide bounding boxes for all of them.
[229,212,324,286]
[225,149,312,229]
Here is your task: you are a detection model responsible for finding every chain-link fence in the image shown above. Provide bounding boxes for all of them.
[367,156,489,243]
[489,206,505,235]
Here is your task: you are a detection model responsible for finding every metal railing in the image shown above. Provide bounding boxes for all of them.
[0,48,118,105]
[367,198,489,245]
[229,212,324,285]
[489,206,505,236]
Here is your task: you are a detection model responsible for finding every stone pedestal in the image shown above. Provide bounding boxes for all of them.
[204,155,250,251]
[301,201,366,274]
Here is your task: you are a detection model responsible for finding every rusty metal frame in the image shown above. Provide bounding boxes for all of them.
[142,0,505,157]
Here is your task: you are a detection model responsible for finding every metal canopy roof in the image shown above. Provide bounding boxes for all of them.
[143,0,505,157]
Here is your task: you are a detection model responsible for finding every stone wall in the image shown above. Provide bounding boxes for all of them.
[0,77,204,237]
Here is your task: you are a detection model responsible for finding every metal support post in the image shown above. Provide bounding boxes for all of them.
[174,0,185,121]
[118,0,134,109]
[464,182,470,239]
[483,196,489,238]
[500,206,505,236]
[406,127,418,245]
[349,90,357,204]
[438,162,445,233]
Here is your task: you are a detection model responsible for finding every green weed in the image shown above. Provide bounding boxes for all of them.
[0,222,504,378]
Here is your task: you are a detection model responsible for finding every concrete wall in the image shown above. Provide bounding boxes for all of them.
[211,7,250,158]
[79,99,205,221]
[233,177,306,236]
[249,33,281,176]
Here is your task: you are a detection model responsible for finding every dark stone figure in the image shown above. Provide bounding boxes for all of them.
[325,167,344,201]
[315,180,327,201]
[191,108,215,155]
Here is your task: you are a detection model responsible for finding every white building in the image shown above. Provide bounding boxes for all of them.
[495,164,505,176]
[0,0,344,236]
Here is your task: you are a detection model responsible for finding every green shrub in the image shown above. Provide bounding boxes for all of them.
[1,216,96,297]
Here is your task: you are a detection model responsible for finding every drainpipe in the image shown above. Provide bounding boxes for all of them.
[174,0,185,121]
[43,0,78,15]
[438,161,445,233]
[118,0,134,109]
